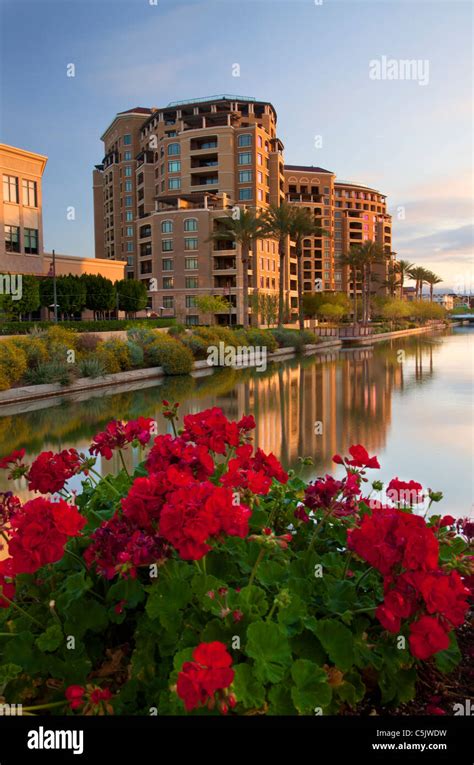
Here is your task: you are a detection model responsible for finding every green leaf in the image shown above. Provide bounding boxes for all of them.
[324,580,357,613]
[107,577,146,608]
[435,632,462,674]
[335,671,366,707]
[232,663,266,709]
[146,578,191,628]
[313,618,355,671]
[255,561,287,587]
[267,683,297,715]
[379,667,416,704]
[237,586,268,621]
[0,663,22,685]
[63,598,109,637]
[290,659,332,713]
[245,621,292,683]
[36,624,63,653]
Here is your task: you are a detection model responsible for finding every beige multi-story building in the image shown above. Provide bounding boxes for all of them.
[0,143,125,290]
[0,143,47,276]
[93,96,393,324]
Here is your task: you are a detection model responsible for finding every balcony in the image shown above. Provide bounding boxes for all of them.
[191,174,219,188]
[286,193,324,204]
[213,257,236,272]
[191,154,218,169]
[137,150,154,167]
[103,151,119,169]
[190,137,218,152]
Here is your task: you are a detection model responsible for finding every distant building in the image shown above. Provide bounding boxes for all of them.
[0,143,125,283]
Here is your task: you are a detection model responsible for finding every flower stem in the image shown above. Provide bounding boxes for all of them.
[0,594,45,629]
[88,467,121,497]
[21,700,67,712]
[118,449,130,477]
[65,548,86,569]
[355,567,373,592]
[248,548,265,587]
[342,552,353,578]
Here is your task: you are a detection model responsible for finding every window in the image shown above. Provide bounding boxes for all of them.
[238,153,252,165]
[185,296,197,308]
[184,218,198,232]
[3,175,18,203]
[125,196,132,207]
[161,220,173,233]
[123,134,132,145]
[239,171,252,183]
[126,242,133,252]
[185,257,198,270]
[162,239,173,252]
[257,135,263,147]
[163,296,174,309]
[239,188,252,201]
[184,237,198,251]
[257,171,263,183]
[168,160,181,173]
[22,179,37,207]
[257,154,263,166]
[238,134,252,147]
[162,258,173,271]
[168,143,180,155]
[186,315,199,326]
[168,178,181,190]
[24,228,38,254]
[126,211,133,222]
[140,260,152,274]
[127,256,134,266]
[185,277,198,288]
[140,224,151,238]
[124,166,132,177]
[163,277,174,289]
[140,242,152,257]
[125,181,132,192]
[4,225,20,252]
[124,151,132,161]
[257,189,263,201]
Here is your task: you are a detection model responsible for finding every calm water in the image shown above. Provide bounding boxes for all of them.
[1,327,472,517]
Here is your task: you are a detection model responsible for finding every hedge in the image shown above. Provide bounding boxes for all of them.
[0,318,176,335]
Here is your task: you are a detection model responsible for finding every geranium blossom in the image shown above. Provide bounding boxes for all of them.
[177,641,235,712]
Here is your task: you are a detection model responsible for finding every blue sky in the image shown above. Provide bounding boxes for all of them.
[1,0,472,290]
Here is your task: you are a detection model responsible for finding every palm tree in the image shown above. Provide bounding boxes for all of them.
[424,271,443,302]
[261,202,297,327]
[378,263,399,297]
[341,246,364,328]
[396,259,414,299]
[349,240,386,323]
[409,266,430,300]
[209,208,268,328]
[288,207,328,330]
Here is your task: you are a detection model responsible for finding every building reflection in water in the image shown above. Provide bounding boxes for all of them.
[0,335,441,499]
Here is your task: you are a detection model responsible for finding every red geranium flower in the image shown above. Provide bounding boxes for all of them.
[27,449,83,494]
[409,616,450,660]
[177,641,234,712]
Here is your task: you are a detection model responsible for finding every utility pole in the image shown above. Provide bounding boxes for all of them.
[52,249,58,322]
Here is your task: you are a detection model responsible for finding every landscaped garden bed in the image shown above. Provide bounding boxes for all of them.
[0,405,471,716]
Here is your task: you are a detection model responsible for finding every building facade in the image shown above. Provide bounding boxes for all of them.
[93,96,393,324]
[1,143,125,285]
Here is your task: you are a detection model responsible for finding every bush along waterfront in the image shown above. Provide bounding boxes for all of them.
[0,404,471,715]
[0,325,320,392]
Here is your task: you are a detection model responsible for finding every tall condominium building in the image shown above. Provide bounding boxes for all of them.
[93,96,392,324]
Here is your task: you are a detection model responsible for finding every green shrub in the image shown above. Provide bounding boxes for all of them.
[0,369,10,391]
[77,357,106,379]
[126,340,145,368]
[243,329,278,352]
[299,329,319,345]
[0,340,28,385]
[10,336,48,368]
[270,328,305,351]
[193,326,241,348]
[144,336,193,375]
[76,333,101,353]
[180,335,210,360]
[0,318,176,335]
[126,327,157,347]
[168,323,186,337]
[97,340,132,373]
[24,360,73,386]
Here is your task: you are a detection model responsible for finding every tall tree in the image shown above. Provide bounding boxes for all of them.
[261,202,297,327]
[115,279,148,318]
[395,259,414,299]
[288,207,328,330]
[424,271,443,302]
[341,246,364,328]
[409,266,430,300]
[351,240,387,323]
[81,274,116,319]
[209,208,268,328]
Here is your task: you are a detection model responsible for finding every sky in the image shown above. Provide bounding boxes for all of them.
[0,0,472,292]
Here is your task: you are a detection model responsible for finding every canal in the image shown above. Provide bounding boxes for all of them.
[1,326,472,517]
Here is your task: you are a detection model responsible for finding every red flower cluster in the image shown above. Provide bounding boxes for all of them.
[86,408,287,572]
[387,477,424,506]
[333,445,380,470]
[27,448,84,494]
[0,449,27,480]
[65,684,113,714]
[176,641,235,713]
[84,513,169,579]
[90,417,154,459]
[304,472,361,517]
[220,444,288,494]
[7,497,86,575]
[160,483,251,560]
[182,408,255,454]
[349,506,470,658]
